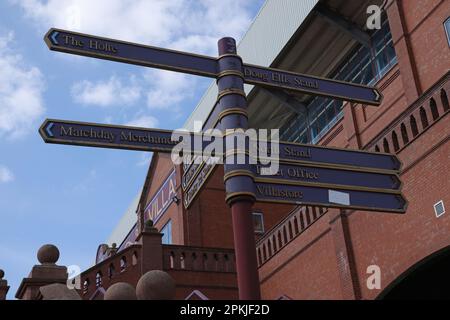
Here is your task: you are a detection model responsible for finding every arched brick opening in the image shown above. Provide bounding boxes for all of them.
[377,245,450,299]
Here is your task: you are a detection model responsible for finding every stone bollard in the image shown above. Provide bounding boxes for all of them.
[104,282,137,300]
[0,269,10,300]
[15,244,80,300]
[136,270,176,300]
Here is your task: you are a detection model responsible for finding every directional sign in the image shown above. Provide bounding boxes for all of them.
[255,141,401,172]
[182,100,222,191]
[254,180,407,213]
[45,28,383,106]
[184,160,219,209]
[40,119,179,152]
[243,64,383,105]
[38,119,222,155]
[44,28,218,78]
[252,162,401,190]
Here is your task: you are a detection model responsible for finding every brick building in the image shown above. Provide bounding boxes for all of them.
[13,0,449,300]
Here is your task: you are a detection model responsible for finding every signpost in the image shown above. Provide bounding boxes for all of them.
[45,28,382,105]
[41,27,406,300]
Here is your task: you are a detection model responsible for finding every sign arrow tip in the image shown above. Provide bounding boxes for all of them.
[373,89,383,104]
[50,31,59,45]
[45,122,54,138]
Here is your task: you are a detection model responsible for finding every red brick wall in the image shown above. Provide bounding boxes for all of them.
[254,0,450,300]
[259,216,343,300]
[402,0,450,90]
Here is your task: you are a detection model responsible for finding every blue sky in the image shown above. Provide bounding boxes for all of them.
[0,0,265,299]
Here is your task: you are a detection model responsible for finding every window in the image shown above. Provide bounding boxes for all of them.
[83,279,89,294]
[420,107,429,129]
[253,212,265,234]
[430,98,439,120]
[132,252,138,266]
[383,138,390,153]
[434,200,446,218]
[120,257,127,272]
[392,131,400,151]
[281,14,397,144]
[108,264,115,279]
[445,17,450,47]
[441,89,449,111]
[410,115,419,137]
[95,272,102,288]
[161,220,172,244]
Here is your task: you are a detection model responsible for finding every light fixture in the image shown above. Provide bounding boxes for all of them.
[172,195,180,205]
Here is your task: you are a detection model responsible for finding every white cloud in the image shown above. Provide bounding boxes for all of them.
[125,115,159,128]
[12,0,260,115]
[12,0,255,54]
[71,76,141,107]
[0,31,45,139]
[144,70,194,109]
[0,165,14,183]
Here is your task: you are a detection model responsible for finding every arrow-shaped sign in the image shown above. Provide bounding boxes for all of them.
[39,119,221,155]
[254,141,401,172]
[249,162,402,190]
[40,119,178,153]
[44,28,383,106]
[44,28,218,78]
[254,180,407,213]
[242,64,383,105]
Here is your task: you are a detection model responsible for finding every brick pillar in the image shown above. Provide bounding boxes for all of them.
[386,0,422,104]
[136,220,163,274]
[0,270,9,300]
[343,102,362,149]
[15,245,68,300]
[329,210,361,300]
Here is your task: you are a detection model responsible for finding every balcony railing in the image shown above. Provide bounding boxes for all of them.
[79,244,141,298]
[163,245,236,273]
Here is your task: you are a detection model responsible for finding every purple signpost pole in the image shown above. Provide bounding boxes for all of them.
[217,38,261,300]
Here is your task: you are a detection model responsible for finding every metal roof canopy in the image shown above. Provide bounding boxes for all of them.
[246,0,386,131]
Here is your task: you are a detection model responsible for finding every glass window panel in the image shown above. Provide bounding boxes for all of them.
[376,51,390,74]
[445,17,450,46]
[161,220,172,245]
[280,14,397,145]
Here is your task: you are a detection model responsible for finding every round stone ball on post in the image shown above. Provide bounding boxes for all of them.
[135,270,176,300]
[37,244,60,265]
[104,282,137,300]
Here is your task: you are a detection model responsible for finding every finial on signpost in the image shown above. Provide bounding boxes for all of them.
[218,37,237,55]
